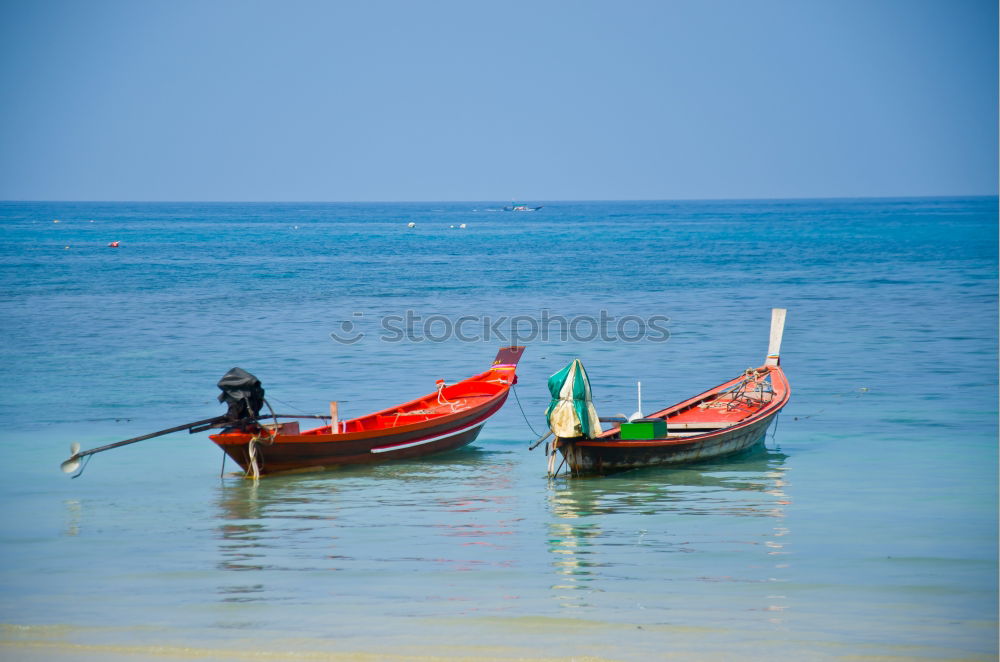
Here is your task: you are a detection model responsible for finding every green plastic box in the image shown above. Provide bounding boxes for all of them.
[619,418,668,440]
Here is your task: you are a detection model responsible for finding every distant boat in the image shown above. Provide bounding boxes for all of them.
[503,204,543,212]
[544,310,790,476]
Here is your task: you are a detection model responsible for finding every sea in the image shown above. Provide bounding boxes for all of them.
[0,197,996,661]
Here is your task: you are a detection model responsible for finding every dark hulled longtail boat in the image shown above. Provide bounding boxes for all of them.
[546,310,789,476]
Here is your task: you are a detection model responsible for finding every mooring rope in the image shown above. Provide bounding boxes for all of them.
[247,438,261,480]
[769,410,782,447]
[512,385,543,438]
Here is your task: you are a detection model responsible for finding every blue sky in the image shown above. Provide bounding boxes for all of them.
[0,0,995,201]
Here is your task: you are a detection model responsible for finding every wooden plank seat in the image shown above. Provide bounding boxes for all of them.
[666,421,739,430]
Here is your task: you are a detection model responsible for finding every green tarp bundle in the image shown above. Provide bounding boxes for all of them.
[545,359,602,439]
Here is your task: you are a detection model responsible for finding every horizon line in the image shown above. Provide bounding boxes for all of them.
[0,193,997,205]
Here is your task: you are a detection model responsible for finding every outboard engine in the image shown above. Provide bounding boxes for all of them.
[217,368,265,422]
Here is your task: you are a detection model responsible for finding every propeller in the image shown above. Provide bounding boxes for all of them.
[60,442,82,475]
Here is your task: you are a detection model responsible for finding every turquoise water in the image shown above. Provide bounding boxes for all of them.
[0,198,996,660]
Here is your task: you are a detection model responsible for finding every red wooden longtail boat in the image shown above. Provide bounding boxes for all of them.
[549,310,789,476]
[210,346,525,476]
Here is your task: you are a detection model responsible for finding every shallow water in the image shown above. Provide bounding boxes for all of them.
[0,198,996,660]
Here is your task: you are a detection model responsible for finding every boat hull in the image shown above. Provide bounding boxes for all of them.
[555,413,775,475]
[215,396,505,475]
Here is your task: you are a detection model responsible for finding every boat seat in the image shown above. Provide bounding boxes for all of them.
[666,421,738,430]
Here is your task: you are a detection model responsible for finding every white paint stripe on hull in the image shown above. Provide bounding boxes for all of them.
[369,421,485,454]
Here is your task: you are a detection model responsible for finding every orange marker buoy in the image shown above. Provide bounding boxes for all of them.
[108,241,120,247]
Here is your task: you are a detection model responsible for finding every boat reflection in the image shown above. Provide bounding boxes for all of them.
[211,447,521,606]
[545,446,792,616]
[63,499,81,537]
